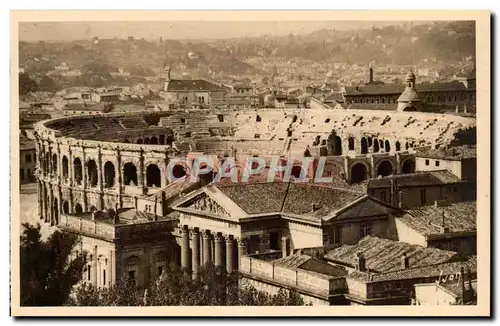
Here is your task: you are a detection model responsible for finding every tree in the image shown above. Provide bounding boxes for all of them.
[69,262,307,306]
[19,73,38,95]
[20,223,88,306]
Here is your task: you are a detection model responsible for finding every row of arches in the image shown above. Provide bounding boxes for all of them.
[350,159,416,184]
[124,134,175,146]
[60,157,188,189]
[336,136,415,156]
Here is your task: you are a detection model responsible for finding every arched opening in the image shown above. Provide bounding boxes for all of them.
[256,115,261,122]
[73,158,83,185]
[86,160,98,187]
[146,164,161,187]
[159,135,165,145]
[377,161,393,177]
[379,139,384,149]
[144,137,150,144]
[401,159,416,174]
[123,162,138,186]
[385,140,391,152]
[348,137,355,151]
[361,137,368,154]
[403,106,418,112]
[53,198,58,225]
[395,141,401,152]
[63,201,69,214]
[373,139,380,153]
[172,165,187,179]
[291,166,303,179]
[351,163,368,183]
[154,251,168,278]
[124,139,130,143]
[334,136,342,155]
[217,114,224,122]
[137,139,143,144]
[89,205,97,213]
[126,255,140,285]
[62,156,69,180]
[303,149,311,157]
[166,135,174,146]
[368,137,373,147]
[52,154,58,174]
[292,115,298,123]
[150,136,158,144]
[319,147,328,156]
[75,203,83,214]
[104,161,116,188]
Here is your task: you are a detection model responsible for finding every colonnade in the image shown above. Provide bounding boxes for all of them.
[180,225,246,275]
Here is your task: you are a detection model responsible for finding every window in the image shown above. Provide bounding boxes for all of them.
[25,154,32,163]
[425,159,430,166]
[27,169,31,178]
[185,132,191,137]
[453,187,458,193]
[87,266,91,281]
[20,168,24,181]
[333,226,342,244]
[420,189,427,205]
[380,190,387,203]
[359,223,373,239]
[435,160,440,167]
[269,232,279,250]
[128,270,136,281]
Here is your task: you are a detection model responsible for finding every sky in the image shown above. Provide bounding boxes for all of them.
[19,21,429,42]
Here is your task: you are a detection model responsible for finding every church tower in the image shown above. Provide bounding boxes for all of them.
[163,65,171,92]
[397,70,422,112]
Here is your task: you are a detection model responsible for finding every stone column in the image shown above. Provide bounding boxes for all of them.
[48,145,53,176]
[82,146,87,189]
[97,146,104,210]
[203,231,211,265]
[47,186,53,224]
[191,229,201,277]
[238,237,247,271]
[92,245,98,286]
[139,149,145,194]
[109,249,114,286]
[181,225,190,271]
[68,146,73,186]
[56,143,61,183]
[116,147,123,208]
[69,188,74,213]
[37,181,42,219]
[214,234,224,268]
[225,236,234,274]
[281,236,289,258]
[211,236,215,263]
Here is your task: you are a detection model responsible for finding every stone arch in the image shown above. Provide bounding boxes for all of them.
[137,139,143,144]
[166,135,174,146]
[124,139,130,143]
[126,255,141,283]
[373,139,380,153]
[144,137,150,144]
[89,205,97,212]
[146,164,161,187]
[348,137,355,151]
[73,157,83,185]
[75,203,83,213]
[361,137,368,154]
[334,136,342,155]
[52,154,58,174]
[172,164,187,179]
[403,106,418,112]
[385,140,391,152]
[104,161,116,188]
[159,135,165,145]
[150,136,158,144]
[217,114,224,122]
[154,251,169,278]
[401,159,416,174]
[123,162,138,186]
[395,141,401,152]
[303,148,311,157]
[62,155,69,180]
[62,201,69,214]
[86,160,98,187]
[291,165,303,179]
[351,163,368,183]
[376,160,393,177]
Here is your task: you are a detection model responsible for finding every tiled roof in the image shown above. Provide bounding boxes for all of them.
[398,201,476,235]
[348,257,476,282]
[149,177,200,201]
[165,79,226,92]
[20,132,36,150]
[272,254,348,278]
[397,87,422,102]
[216,182,365,219]
[416,145,476,160]
[325,236,457,273]
[440,279,477,297]
[344,82,468,96]
[346,103,398,111]
[367,170,462,189]
[63,103,110,112]
[324,92,345,102]
[273,254,311,269]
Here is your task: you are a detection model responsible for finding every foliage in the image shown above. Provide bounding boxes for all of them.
[20,223,88,306]
[451,126,476,146]
[19,73,38,95]
[69,262,307,306]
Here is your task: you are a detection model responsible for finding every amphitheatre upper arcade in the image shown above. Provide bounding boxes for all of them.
[33,106,476,225]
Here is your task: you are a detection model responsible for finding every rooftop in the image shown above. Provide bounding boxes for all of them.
[20,132,35,151]
[344,81,468,96]
[325,235,457,273]
[71,208,176,225]
[272,254,348,278]
[367,170,462,189]
[398,201,476,236]
[165,79,226,92]
[416,145,476,160]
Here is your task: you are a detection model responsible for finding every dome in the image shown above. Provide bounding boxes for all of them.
[398,87,421,103]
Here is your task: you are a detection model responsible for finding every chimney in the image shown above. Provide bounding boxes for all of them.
[440,209,450,233]
[369,67,374,84]
[134,196,138,210]
[401,253,410,269]
[356,252,366,272]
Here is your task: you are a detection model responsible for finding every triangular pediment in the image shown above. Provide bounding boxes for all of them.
[324,197,399,222]
[179,192,231,218]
